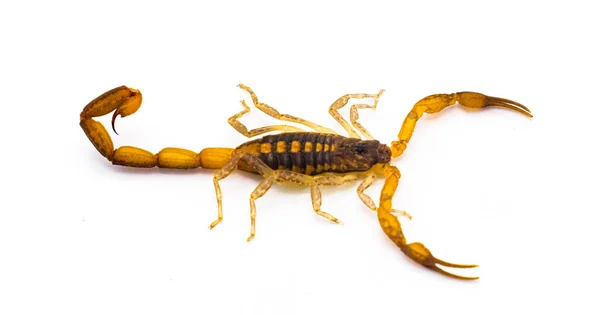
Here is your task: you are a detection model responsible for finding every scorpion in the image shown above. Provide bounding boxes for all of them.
[80,84,531,280]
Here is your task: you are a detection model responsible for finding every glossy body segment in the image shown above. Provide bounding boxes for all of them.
[235,132,391,176]
[255,132,338,175]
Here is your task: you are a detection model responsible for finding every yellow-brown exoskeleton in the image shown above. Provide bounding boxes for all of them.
[80,83,531,280]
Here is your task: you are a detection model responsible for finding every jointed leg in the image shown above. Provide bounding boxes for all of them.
[237,84,338,134]
[356,172,412,219]
[310,184,341,224]
[328,89,384,139]
[248,177,274,241]
[349,103,378,140]
[227,98,305,138]
[209,152,274,232]
[209,151,360,241]
[391,92,532,157]
[272,171,363,224]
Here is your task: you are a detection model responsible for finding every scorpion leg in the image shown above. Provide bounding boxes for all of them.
[247,176,274,242]
[250,170,362,238]
[310,184,341,224]
[228,98,305,138]
[391,92,532,157]
[268,170,364,225]
[238,84,336,134]
[328,89,385,139]
[210,151,274,237]
[271,170,363,224]
[377,165,478,280]
[356,172,412,219]
[211,152,368,240]
[237,84,338,134]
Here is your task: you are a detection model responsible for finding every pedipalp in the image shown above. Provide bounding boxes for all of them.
[377,165,479,280]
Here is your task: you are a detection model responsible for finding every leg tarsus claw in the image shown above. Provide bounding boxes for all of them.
[209,219,222,229]
[392,209,412,220]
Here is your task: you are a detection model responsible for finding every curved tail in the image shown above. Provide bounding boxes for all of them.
[79,86,234,170]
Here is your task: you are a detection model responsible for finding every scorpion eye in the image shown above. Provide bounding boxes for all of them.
[354,144,367,155]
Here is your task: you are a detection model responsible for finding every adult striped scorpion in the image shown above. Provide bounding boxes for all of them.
[80,84,531,280]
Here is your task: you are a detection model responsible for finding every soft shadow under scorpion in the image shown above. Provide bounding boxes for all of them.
[80,84,532,280]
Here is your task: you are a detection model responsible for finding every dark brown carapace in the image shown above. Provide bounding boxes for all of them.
[235,132,391,175]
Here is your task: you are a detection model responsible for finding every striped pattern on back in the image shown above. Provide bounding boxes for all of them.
[257,132,343,175]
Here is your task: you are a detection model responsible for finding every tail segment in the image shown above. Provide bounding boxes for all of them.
[80,86,234,170]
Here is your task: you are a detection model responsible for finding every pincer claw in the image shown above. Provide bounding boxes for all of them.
[401,242,479,280]
[457,92,532,118]
[486,96,532,118]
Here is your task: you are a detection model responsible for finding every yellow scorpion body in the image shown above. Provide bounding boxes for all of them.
[80,84,531,280]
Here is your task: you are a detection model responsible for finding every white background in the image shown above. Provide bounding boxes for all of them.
[1,1,599,314]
